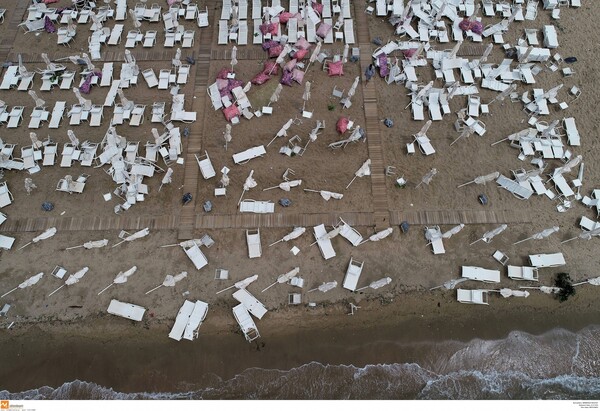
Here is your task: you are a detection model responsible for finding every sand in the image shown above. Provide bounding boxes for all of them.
[0,0,599,395]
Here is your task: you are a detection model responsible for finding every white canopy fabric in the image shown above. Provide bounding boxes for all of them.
[283,227,306,242]
[442,224,465,239]
[309,281,338,293]
[499,288,530,298]
[114,266,138,284]
[320,190,343,201]
[269,84,283,105]
[161,168,174,186]
[357,277,392,291]
[230,46,238,70]
[262,267,300,292]
[1,272,45,298]
[65,267,90,286]
[33,227,57,243]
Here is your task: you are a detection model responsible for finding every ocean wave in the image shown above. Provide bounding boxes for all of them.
[2,326,599,400]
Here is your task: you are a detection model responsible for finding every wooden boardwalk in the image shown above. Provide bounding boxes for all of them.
[0,2,30,62]
[178,0,216,240]
[353,2,389,230]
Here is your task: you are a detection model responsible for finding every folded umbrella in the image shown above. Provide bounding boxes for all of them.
[66,239,109,250]
[216,274,259,294]
[269,227,306,246]
[19,227,57,250]
[356,277,392,291]
[97,266,137,295]
[308,281,338,293]
[1,272,44,298]
[48,267,89,297]
[145,271,188,294]
[262,267,300,292]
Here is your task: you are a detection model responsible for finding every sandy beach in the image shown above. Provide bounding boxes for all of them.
[0,0,599,400]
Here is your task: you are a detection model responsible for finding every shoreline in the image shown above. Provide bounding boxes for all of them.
[2,287,599,394]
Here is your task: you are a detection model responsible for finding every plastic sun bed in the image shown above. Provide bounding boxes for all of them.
[169,300,209,341]
[313,224,336,260]
[232,288,268,319]
[232,145,266,164]
[239,200,275,214]
[107,300,146,321]
[232,303,260,342]
[528,253,566,268]
[342,257,364,291]
[246,229,262,258]
[461,266,501,283]
[182,243,209,270]
[507,265,539,281]
[457,289,489,305]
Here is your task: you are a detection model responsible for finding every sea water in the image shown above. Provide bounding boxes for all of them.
[2,325,599,400]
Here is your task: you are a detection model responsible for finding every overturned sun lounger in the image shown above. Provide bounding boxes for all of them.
[457,289,489,305]
[232,303,260,342]
[232,288,268,320]
[169,300,209,341]
[107,299,146,321]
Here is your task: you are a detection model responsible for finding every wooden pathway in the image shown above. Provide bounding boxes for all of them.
[353,2,389,230]
[0,210,530,233]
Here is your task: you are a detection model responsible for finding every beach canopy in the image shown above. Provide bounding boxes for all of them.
[48,267,89,297]
[216,274,259,294]
[457,172,499,188]
[97,266,138,295]
[416,168,438,188]
[146,271,188,294]
[238,170,257,205]
[1,272,44,298]
[561,227,600,243]
[262,267,300,292]
[328,61,344,77]
[308,281,338,293]
[263,179,302,192]
[360,228,393,245]
[269,83,283,105]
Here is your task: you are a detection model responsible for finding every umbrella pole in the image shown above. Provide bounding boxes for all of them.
[355,286,368,291]
[307,287,318,293]
[266,135,278,147]
[158,183,164,192]
[513,236,533,245]
[65,244,85,250]
[268,239,283,247]
[357,239,370,246]
[97,283,114,296]
[261,282,278,292]
[345,176,357,190]
[456,180,475,188]
[303,189,320,193]
[48,284,66,297]
[18,241,32,251]
[111,240,126,248]
[561,237,578,244]
[159,243,179,248]
[237,189,246,206]
[491,137,509,146]
[469,238,483,246]
[215,285,236,295]
[429,285,444,291]
[572,281,588,287]
[262,186,278,191]
[145,284,163,295]
[0,287,18,298]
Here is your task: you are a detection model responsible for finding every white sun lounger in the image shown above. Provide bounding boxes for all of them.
[182,243,209,270]
[59,71,75,89]
[529,253,565,268]
[195,151,216,179]
[218,20,229,44]
[0,235,15,250]
[563,117,580,146]
[99,63,113,87]
[253,19,263,44]
[43,143,58,166]
[80,142,98,167]
[462,266,501,283]
[0,182,13,208]
[0,66,19,90]
[240,200,275,214]
[197,7,209,27]
[151,102,165,122]
[238,20,248,45]
[125,30,143,48]
[414,135,435,156]
[142,68,159,88]
[337,219,363,246]
[208,82,223,110]
[169,300,196,341]
[246,229,262,259]
[233,145,266,164]
[232,288,268,320]
[158,70,172,90]
[343,19,355,44]
[18,73,35,91]
[232,304,260,342]
[130,105,146,126]
[543,25,558,48]
[28,108,49,129]
[107,24,124,46]
[104,80,120,107]
[457,289,489,305]
[553,174,574,198]
[343,257,364,291]
[182,30,195,48]
[89,105,103,127]
[107,300,146,322]
[313,224,336,260]
[496,174,534,200]
[143,30,157,47]
[183,301,209,340]
[7,106,24,128]
[177,65,190,84]
[507,265,539,281]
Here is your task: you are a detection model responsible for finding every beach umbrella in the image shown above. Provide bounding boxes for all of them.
[67,130,80,147]
[405,81,434,109]
[216,274,259,294]
[81,53,95,71]
[304,189,344,201]
[262,267,300,292]
[573,276,600,287]
[310,225,342,246]
[117,89,134,111]
[303,81,311,107]
[160,239,202,248]
[540,119,560,139]
[356,277,392,292]
[1,272,44,298]
[18,227,57,250]
[413,120,432,139]
[561,227,600,243]
[346,159,371,189]
[230,46,238,72]
[111,227,150,248]
[48,267,90,297]
[429,278,468,291]
[470,224,508,245]
[172,48,182,69]
[498,288,530,298]
[359,228,393,245]
[128,8,141,28]
[342,43,349,63]
[308,281,338,293]
[479,43,493,63]
[145,271,188,294]
[24,178,37,195]
[306,41,322,71]
[159,168,174,192]
[542,84,563,101]
[450,125,476,146]
[29,132,43,149]
[267,118,294,146]
[457,172,499,188]
[514,226,560,245]
[65,239,109,250]
[97,266,138,295]
[268,84,283,107]
[519,286,560,294]
[220,171,230,188]
[223,124,232,150]
[489,83,517,104]
[442,224,465,239]
[549,155,582,182]
[263,179,302,192]
[72,87,92,110]
[238,170,257,205]
[269,227,306,247]
[90,11,102,30]
[28,90,45,108]
[416,168,438,188]
[346,76,360,100]
[124,49,136,65]
[66,16,76,34]
[448,40,463,59]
